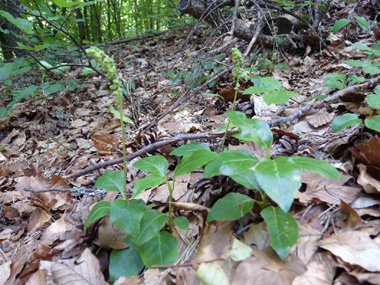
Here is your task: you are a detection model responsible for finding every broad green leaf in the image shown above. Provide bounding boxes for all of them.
[134,210,168,246]
[260,77,282,90]
[110,199,146,236]
[255,156,302,212]
[332,18,351,34]
[345,59,365,67]
[375,85,380,96]
[331,113,361,132]
[133,155,167,177]
[366,94,380,109]
[109,104,135,125]
[51,0,82,8]
[263,90,289,105]
[261,206,299,260]
[204,150,258,178]
[324,73,346,89]
[354,16,370,32]
[362,63,380,76]
[290,157,342,180]
[226,237,253,261]
[109,246,144,282]
[16,44,34,50]
[140,231,179,268]
[227,111,273,151]
[0,67,10,81]
[230,169,262,193]
[0,11,33,34]
[0,108,8,117]
[83,201,111,232]
[173,216,189,230]
[207,193,254,222]
[352,43,373,51]
[173,149,217,178]
[243,86,274,94]
[132,173,166,198]
[170,142,210,156]
[365,115,380,132]
[347,75,367,85]
[95,170,124,192]
[196,262,229,285]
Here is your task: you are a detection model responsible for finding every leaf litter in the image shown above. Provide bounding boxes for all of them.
[1,1,380,284]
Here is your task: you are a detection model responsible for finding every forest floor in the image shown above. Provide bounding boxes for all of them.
[1,1,380,284]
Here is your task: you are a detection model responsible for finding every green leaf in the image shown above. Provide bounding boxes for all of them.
[261,206,299,260]
[134,210,168,246]
[324,73,346,89]
[170,142,210,156]
[263,90,291,105]
[365,115,380,132]
[204,150,258,178]
[109,246,144,282]
[95,170,124,192]
[133,155,167,177]
[255,156,302,212]
[331,113,361,132]
[207,193,254,222]
[110,105,135,125]
[352,43,373,52]
[243,86,274,95]
[227,111,273,151]
[110,199,146,236]
[132,173,166,198]
[260,77,282,90]
[0,67,10,81]
[226,238,253,261]
[354,16,370,32]
[196,262,229,285]
[362,63,380,76]
[290,157,342,180]
[51,0,82,8]
[173,149,217,178]
[332,18,351,34]
[345,59,365,67]
[0,11,33,34]
[230,169,262,193]
[366,94,380,109]
[173,216,189,230]
[140,231,179,268]
[83,201,111,232]
[347,75,367,85]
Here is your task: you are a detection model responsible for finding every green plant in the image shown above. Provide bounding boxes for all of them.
[332,85,380,134]
[333,16,372,34]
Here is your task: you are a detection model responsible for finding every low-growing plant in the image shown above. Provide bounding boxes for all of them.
[85,48,342,281]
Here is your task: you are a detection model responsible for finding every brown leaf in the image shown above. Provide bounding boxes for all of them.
[306,108,334,128]
[91,133,119,153]
[319,231,380,272]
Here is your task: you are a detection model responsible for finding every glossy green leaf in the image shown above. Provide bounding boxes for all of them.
[243,86,274,94]
[365,115,380,132]
[170,142,210,156]
[290,157,342,180]
[227,111,273,151]
[332,18,351,34]
[133,155,167,177]
[132,173,166,198]
[260,77,282,90]
[95,170,124,192]
[109,246,144,282]
[110,105,135,125]
[226,237,253,261]
[204,150,258,178]
[196,262,229,285]
[83,201,111,232]
[173,149,217,178]
[354,16,370,32]
[110,199,146,236]
[173,216,189,230]
[134,210,168,246]
[255,156,302,212]
[140,231,179,268]
[331,113,361,132]
[261,206,299,260]
[207,193,254,222]
[230,169,262,193]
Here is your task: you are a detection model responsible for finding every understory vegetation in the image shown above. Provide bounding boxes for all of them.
[1,0,380,284]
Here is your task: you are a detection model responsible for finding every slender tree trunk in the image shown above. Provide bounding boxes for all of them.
[75,8,86,43]
[106,0,112,41]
